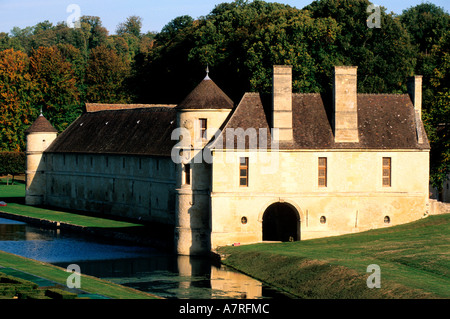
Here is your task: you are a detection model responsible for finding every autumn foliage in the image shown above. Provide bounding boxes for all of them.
[0,49,36,151]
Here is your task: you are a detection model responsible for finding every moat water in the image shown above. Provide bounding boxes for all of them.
[0,217,289,299]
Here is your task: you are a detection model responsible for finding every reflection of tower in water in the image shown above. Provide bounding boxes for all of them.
[176,255,262,299]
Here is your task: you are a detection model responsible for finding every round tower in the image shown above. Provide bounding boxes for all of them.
[174,69,234,255]
[25,112,58,205]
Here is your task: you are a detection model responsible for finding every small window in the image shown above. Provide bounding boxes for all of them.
[384,216,391,224]
[184,164,191,185]
[241,216,248,224]
[199,118,207,140]
[382,157,391,187]
[320,216,327,224]
[239,157,249,187]
[318,157,327,187]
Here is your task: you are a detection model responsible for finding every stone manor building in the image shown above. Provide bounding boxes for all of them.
[25,65,430,255]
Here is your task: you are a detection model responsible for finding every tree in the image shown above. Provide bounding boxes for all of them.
[156,15,194,44]
[9,26,34,53]
[85,44,132,103]
[79,16,109,50]
[0,152,25,185]
[423,30,450,191]
[54,22,89,58]
[56,43,87,100]
[0,49,37,152]
[30,46,81,132]
[305,0,416,94]
[116,16,143,38]
[29,20,57,50]
[398,3,450,194]
[400,2,450,54]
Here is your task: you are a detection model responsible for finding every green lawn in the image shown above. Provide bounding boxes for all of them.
[0,182,141,228]
[0,203,142,228]
[218,214,450,299]
[0,180,25,198]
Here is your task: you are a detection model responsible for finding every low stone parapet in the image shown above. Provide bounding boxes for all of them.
[429,199,450,215]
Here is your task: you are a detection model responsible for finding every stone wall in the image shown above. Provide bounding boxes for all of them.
[44,153,177,224]
[429,199,450,215]
[25,132,58,205]
[210,149,430,249]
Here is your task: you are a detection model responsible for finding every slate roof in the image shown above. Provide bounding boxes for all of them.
[45,107,177,156]
[210,92,430,150]
[176,77,234,110]
[85,103,176,112]
[43,77,429,158]
[25,115,58,134]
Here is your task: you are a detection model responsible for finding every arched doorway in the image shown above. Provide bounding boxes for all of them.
[262,202,300,242]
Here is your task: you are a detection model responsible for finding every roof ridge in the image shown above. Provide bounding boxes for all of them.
[86,103,176,113]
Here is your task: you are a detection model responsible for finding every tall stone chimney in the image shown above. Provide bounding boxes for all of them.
[407,75,423,118]
[333,66,359,143]
[407,75,424,143]
[272,65,293,142]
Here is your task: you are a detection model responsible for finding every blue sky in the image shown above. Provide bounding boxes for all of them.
[0,0,449,34]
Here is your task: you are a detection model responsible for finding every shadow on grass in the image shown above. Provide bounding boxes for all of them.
[0,197,25,205]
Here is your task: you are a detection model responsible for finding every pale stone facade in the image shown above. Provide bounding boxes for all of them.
[25,115,58,206]
[209,149,429,248]
[44,153,176,223]
[26,65,431,256]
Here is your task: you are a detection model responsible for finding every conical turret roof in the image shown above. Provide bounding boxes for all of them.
[25,114,57,134]
[176,76,234,110]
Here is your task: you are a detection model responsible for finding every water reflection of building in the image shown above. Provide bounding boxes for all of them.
[0,223,26,240]
[0,219,57,241]
[210,266,263,299]
[177,255,262,299]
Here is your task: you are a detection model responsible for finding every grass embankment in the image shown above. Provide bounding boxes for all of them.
[0,202,142,228]
[0,181,159,299]
[0,181,141,228]
[218,214,450,299]
[0,250,158,299]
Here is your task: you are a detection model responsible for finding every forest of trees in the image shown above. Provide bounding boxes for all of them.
[0,0,448,190]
